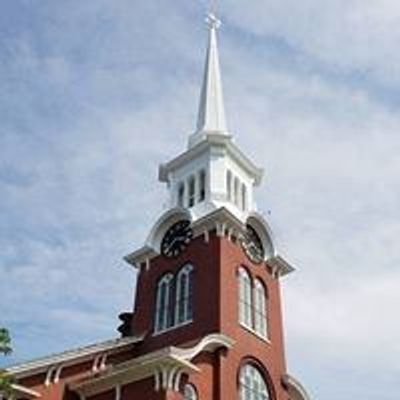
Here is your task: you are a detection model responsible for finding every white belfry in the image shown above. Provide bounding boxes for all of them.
[189,13,229,148]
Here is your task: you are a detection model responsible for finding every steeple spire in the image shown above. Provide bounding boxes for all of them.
[189,12,230,148]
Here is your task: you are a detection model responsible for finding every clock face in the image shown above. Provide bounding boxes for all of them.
[241,224,265,264]
[161,220,193,258]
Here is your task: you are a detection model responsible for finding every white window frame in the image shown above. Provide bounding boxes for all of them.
[175,264,194,326]
[254,279,268,339]
[154,273,173,333]
[227,170,232,201]
[238,267,253,329]
[234,176,240,206]
[178,182,185,208]
[241,183,247,211]
[239,364,270,400]
[188,175,196,208]
[184,383,198,400]
[199,170,206,202]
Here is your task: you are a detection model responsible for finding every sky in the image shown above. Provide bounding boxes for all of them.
[1,1,400,399]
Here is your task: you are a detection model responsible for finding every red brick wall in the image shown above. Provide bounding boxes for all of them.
[130,231,289,399]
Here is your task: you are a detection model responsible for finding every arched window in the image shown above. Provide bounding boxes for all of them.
[254,279,268,338]
[234,177,240,206]
[241,183,247,211]
[227,170,232,201]
[188,176,196,208]
[154,273,173,333]
[199,170,206,202]
[175,264,194,325]
[178,182,185,208]
[239,364,270,400]
[184,383,198,400]
[238,267,252,328]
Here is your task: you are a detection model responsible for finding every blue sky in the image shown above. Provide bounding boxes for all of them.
[1,1,400,399]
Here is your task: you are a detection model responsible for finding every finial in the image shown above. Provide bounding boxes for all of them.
[206,0,221,30]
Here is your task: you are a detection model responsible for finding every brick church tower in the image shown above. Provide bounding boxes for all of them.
[6,12,310,400]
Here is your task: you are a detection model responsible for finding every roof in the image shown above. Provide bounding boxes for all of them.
[7,335,144,378]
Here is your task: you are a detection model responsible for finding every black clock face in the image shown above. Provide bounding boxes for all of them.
[241,224,265,264]
[161,220,193,258]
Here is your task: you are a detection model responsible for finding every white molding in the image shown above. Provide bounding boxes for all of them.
[153,320,193,337]
[9,385,41,399]
[69,333,234,397]
[8,336,144,379]
[53,365,63,384]
[282,374,311,400]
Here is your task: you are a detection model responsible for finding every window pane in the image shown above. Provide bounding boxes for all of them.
[184,384,197,400]
[234,177,240,205]
[242,183,247,211]
[178,183,185,207]
[239,364,269,400]
[155,275,173,332]
[199,170,206,202]
[188,177,196,207]
[227,170,232,201]
[175,265,194,325]
[254,280,268,337]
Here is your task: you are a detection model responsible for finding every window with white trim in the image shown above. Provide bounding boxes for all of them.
[154,273,173,333]
[175,264,194,325]
[234,177,240,206]
[188,176,196,208]
[184,383,198,400]
[199,170,206,202]
[239,364,270,400]
[254,279,268,339]
[227,170,232,201]
[238,267,253,329]
[241,183,247,211]
[178,182,185,207]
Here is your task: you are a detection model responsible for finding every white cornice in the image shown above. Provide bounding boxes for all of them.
[69,333,234,397]
[282,374,311,400]
[7,336,144,379]
[9,384,41,399]
[159,134,263,186]
[124,207,294,277]
[267,255,295,277]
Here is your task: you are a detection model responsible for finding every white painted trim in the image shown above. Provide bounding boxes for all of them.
[53,365,63,384]
[8,336,144,379]
[282,374,311,400]
[153,320,193,337]
[239,323,271,344]
[170,333,235,360]
[69,333,233,397]
[10,385,41,399]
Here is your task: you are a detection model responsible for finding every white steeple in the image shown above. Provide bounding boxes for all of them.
[188,13,230,149]
[159,12,264,224]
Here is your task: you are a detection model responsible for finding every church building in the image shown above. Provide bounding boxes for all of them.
[6,12,311,400]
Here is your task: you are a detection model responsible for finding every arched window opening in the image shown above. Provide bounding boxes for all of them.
[239,364,270,400]
[175,264,194,325]
[154,274,173,333]
[184,383,198,400]
[227,170,232,201]
[234,177,240,206]
[254,279,268,338]
[241,184,247,211]
[188,176,196,208]
[178,182,185,208]
[199,170,206,202]
[238,267,252,329]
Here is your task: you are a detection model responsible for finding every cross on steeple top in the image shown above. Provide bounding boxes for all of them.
[205,12,221,30]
